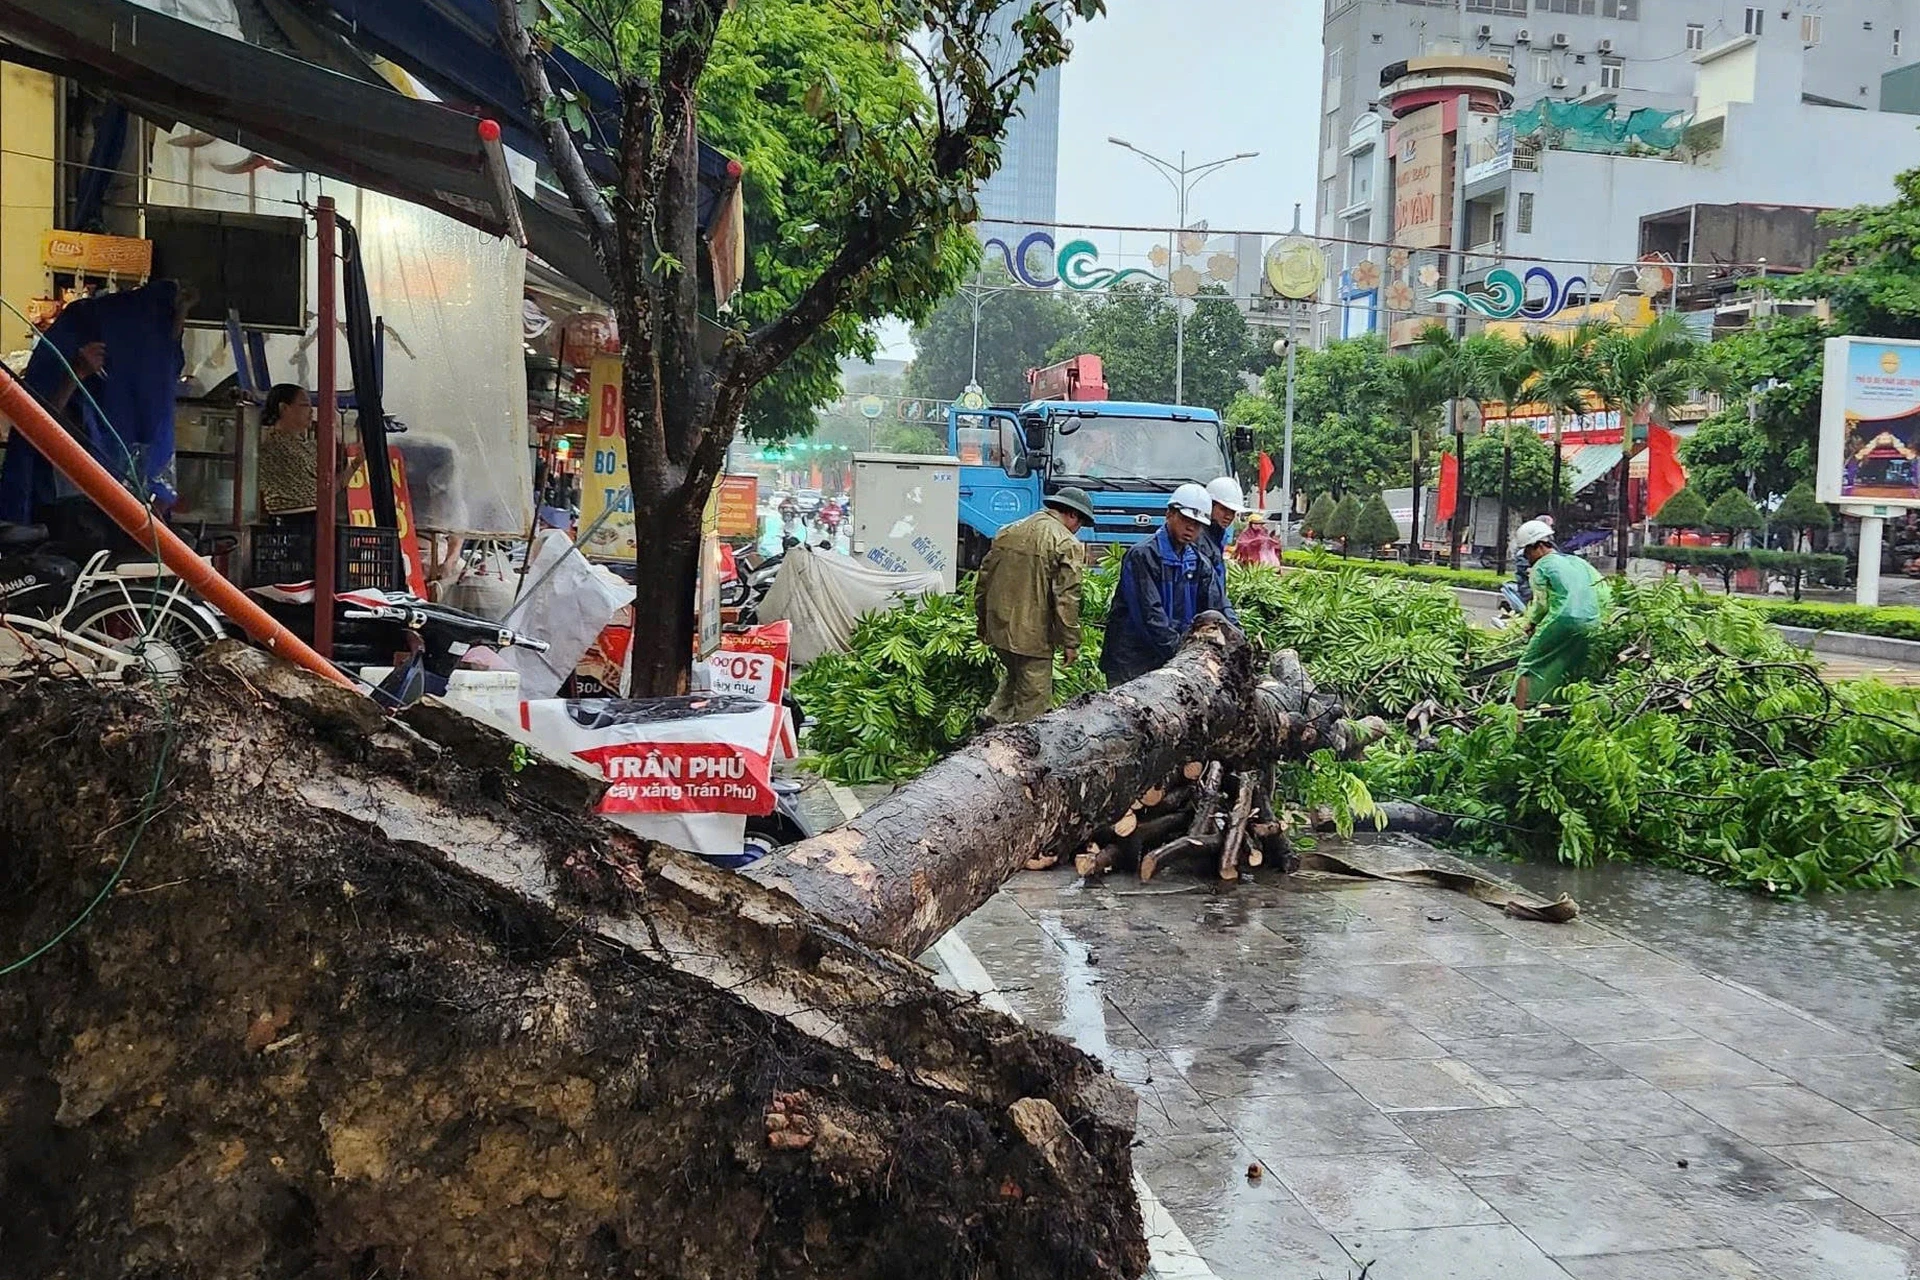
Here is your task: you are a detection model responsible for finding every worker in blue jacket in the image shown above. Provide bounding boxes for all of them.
[1101,483,1234,687]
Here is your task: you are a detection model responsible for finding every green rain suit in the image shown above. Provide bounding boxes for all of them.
[1518,551,1611,704]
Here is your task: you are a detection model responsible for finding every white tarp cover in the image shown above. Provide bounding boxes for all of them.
[497,528,631,699]
[147,126,534,535]
[757,546,942,666]
[128,0,243,38]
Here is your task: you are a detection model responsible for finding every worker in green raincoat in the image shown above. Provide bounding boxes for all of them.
[1512,519,1610,709]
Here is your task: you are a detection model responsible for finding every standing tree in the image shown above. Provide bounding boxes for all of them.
[1415,325,1504,568]
[1465,334,1533,574]
[1651,484,1710,537]
[1770,480,1833,552]
[1381,351,1447,562]
[1705,487,1765,546]
[1586,314,1723,573]
[1522,321,1608,533]
[1302,491,1338,541]
[1351,492,1403,560]
[496,0,1103,694]
[903,266,1075,405]
[1323,492,1360,557]
[1461,429,1564,516]
[1055,284,1267,413]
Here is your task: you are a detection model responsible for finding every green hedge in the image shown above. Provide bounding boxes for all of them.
[1282,550,1509,591]
[1757,601,1920,643]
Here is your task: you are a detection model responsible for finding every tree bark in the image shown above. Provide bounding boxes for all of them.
[0,651,1147,1280]
[745,616,1382,956]
[626,495,706,697]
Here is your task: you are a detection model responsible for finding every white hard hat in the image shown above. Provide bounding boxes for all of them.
[1513,518,1555,552]
[1206,476,1247,514]
[1169,482,1211,522]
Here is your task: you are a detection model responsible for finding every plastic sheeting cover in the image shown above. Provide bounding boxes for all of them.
[127,0,244,39]
[496,528,632,699]
[757,546,942,667]
[149,127,534,535]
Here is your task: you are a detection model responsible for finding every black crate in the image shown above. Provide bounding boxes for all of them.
[247,525,402,591]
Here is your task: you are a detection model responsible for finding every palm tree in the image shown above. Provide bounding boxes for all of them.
[1382,351,1448,563]
[1586,314,1726,573]
[1466,335,1533,574]
[1520,319,1612,537]
[1415,324,1491,569]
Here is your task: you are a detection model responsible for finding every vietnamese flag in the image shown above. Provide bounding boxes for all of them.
[1256,452,1274,509]
[1435,451,1460,523]
[1645,423,1686,518]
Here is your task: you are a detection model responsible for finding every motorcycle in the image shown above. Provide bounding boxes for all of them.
[0,520,226,681]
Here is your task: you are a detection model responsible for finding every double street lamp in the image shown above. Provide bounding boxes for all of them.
[1107,138,1258,404]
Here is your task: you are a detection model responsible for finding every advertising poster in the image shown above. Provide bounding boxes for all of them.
[581,355,638,561]
[698,476,723,659]
[344,446,428,595]
[717,473,759,537]
[1819,337,1920,508]
[1393,106,1451,250]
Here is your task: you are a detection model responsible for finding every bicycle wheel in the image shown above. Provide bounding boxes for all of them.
[60,582,224,681]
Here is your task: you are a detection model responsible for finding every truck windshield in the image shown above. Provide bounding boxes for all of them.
[1050,416,1228,487]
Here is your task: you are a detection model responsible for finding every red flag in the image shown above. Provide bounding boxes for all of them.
[1435,452,1459,523]
[1644,423,1686,518]
[1256,452,1274,509]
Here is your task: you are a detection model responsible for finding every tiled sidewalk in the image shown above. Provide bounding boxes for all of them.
[949,839,1920,1280]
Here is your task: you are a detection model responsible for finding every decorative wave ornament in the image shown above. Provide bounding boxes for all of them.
[984,233,1159,292]
[1429,265,1588,321]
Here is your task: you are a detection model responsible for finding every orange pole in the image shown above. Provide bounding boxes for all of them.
[0,373,355,690]
[314,196,339,658]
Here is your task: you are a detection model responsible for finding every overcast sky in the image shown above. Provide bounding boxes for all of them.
[879,0,1322,359]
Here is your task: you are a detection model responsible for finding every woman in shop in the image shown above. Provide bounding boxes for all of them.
[257,383,319,527]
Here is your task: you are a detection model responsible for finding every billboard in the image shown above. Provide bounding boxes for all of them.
[1818,337,1920,508]
[1393,106,1451,249]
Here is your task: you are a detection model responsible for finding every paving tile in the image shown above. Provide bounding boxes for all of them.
[1178,1037,1354,1101]
[1732,1197,1920,1280]
[1542,943,1700,988]
[1554,1248,1771,1279]
[1413,931,1552,967]
[1323,1056,1522,1112]
[1213,1089,1416,1157]
[1510,1077,1721,1144]
[1463,1168,1726,1256]
[1444,1033,1632,1087]
[1580,1129,1840,1208]
[1130,1072,1232,1141]
[1395,1106,1584,1179]
[1298,961,1494,1006]
[1696,1014,1880,1068]
[1392,994,1561,1043]
[1136,1154,1358,1280]
[1291,929,1437,966]
[1460,963,1627,1004]
[1886,1214,1920,1243]
[1671,1084,1896,1147]
[1341,1224,1575,1279]
[1768,1139,1920,1218]
[1517,995,1695,1046]
[1776,1055,1920,1113]
[1270,1149,1502,1235]
[1590,1036,1789,1089]
[1866,1108,1920,1142]
[1286,1010,1450,1062]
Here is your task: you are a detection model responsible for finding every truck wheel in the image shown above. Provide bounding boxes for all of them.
[959,528,992,571]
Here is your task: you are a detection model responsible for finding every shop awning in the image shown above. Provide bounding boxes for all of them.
[0,0,516,237]
[1567,443,1626,495]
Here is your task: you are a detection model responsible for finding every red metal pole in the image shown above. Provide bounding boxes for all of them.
[0,375,352,688]
[314,196,338,658]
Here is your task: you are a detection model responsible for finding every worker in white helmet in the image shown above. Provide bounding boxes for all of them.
[1101,483,1233,686]
[1511,518,1610,709]
[1201,476,1246,624]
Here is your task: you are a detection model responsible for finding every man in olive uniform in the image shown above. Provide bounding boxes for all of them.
[974,487,1096,724]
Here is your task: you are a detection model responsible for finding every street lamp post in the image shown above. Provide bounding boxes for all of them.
[1108,138,1258,404]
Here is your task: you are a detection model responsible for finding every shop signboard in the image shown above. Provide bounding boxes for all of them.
[581,356,637,561]
[717,473,759,537]
[41,229,153,278]
[698,476,723,659]
[1819,337,1920,508]
[1393,105,1451,250]
[344,446,428,595]
[1462,113,1513,186]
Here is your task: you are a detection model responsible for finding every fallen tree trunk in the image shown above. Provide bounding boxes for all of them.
[0,650,1147,1280]
[747,615,1382,955]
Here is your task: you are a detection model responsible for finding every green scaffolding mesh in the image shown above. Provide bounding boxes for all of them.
[1510,100,1690,154]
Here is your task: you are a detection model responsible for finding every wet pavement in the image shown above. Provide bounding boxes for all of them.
[938,837,1920,1280]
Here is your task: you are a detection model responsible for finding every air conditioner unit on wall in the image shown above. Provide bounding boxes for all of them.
[1551,74,1569,88]
[1553,32,1571,47]
[1478,23,1494,39]
[1598,37,1615,54]
[1516,28,1532,43]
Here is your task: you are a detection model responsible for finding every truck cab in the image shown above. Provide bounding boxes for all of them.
[949,394,1245,566]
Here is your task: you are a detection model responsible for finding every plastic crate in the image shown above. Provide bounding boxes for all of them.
[247,524,402,591]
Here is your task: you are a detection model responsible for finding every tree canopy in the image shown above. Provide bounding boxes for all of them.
[1302,491,1338,538]
[1652,485,1710,529]
[1053,284,1268,413]
[902,268,1075,405]
[1237,335,1433,499]
[1705,488,1764,537]
[1771,481,1833,537]
[1351,493,1402,556]
[1461,428,1564,511]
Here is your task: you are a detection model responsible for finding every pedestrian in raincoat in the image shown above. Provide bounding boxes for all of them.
[1512,519,1610,709]
[974,487,1095,724]
[1101,483,1234,687]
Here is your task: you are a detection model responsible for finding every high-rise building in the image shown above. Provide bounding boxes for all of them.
[975,10,1061,244]
[1316,0,1920,342]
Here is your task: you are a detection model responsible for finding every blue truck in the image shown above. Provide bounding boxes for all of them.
[947,387,1250,566]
